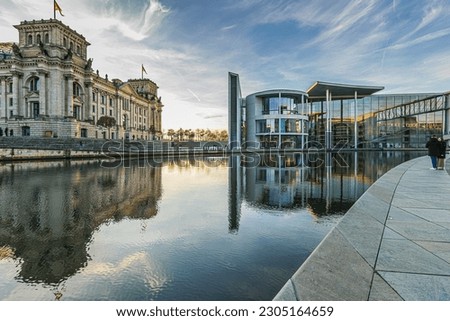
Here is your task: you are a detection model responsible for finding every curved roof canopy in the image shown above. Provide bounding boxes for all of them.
[253,89,307,99]
[307,81,384,101]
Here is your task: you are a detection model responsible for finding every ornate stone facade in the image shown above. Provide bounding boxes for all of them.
[0,19,163,140]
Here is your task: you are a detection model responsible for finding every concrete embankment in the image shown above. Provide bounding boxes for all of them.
[0,137,227,161]
[274,156,450,301]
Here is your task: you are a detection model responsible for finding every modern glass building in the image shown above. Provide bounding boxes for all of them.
[244,89,308,149]
[228,73,450,150]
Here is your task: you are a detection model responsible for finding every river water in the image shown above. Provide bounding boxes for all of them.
[0,151,424,300]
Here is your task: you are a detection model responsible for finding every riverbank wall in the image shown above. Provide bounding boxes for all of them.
[0,136,428,161]
[0,137,227,161]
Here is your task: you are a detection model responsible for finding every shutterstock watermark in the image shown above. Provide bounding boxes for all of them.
[99,140,352,169]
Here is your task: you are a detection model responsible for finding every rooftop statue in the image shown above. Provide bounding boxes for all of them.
[12,43,22,58]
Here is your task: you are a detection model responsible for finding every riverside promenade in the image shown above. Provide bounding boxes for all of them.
[274,155,450,301]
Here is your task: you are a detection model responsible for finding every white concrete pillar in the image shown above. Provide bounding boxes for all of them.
[354,91,358,149]
[325,89,331,150]
[444,94,450,135]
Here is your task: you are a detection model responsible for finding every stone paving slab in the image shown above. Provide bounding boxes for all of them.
[274,156,450,301]
[288,228,373,301]
[376,238,450,274]
[368,273,403,301]
[378,272,450,300]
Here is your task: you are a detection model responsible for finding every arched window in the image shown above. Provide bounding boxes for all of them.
[73,83,82,96]
[36,34,41,44]
[69,41,73,50]
[76,45,81,55]
[63,37,67,47]
[45,33,49,43]
[27,34,33,45]
[29,77,40,91]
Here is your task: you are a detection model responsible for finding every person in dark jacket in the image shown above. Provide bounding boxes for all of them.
[426,135,440,170]
[437,137,447,170]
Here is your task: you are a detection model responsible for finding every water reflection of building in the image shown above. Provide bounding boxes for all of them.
[0,160,162,284]
[227,152,424,232]
[228,156,242,233]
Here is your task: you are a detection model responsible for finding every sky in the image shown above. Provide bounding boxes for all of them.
[1,0,450,130]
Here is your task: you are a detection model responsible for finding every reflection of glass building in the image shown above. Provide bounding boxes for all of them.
[229,73,450,149]
[227,151,425,233]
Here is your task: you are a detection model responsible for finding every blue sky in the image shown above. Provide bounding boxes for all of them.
[1,0,450,130]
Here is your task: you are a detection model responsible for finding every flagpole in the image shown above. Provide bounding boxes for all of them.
[54,2,56,19]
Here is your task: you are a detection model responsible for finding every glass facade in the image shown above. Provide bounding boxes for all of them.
[263,96,304,115]
[236,74,450,150]
[308,93,447,148]
[249,91,309,149]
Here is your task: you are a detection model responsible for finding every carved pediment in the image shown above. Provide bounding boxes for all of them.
[25,91,40,99]
[119,83,139,96]
[73,96,84,105]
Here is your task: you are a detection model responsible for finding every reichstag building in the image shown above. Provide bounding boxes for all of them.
[0,19,163,140]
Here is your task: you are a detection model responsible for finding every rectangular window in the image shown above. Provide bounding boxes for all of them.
[109,98,113,107]
[92,92,96,102]
[33,102,40,119]
[256,120,267,134]
[9,97,13,106]
[101,95,105,105]
[101,107,105,115]
[8,83,13,93]
[109,109,112,116]
[92,105,95,113]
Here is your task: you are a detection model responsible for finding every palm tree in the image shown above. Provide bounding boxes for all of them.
[167,129,175,141]
[184,129,191,141]
[219,130,228,141]
[97,116,116,139]
[195,129,201,141]
[177,128,184,141]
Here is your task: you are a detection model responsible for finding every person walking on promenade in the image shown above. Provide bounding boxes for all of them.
[426,135,440,170]
[437,137,447,170]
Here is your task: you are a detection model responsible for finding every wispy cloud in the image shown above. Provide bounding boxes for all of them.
[2,0,450,129]
[387,27,450,50]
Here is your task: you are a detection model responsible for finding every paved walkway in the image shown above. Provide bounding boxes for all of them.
[274,156,450,301]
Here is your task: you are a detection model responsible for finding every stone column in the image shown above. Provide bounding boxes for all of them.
[12,72,19,117]
[0,77,6,119]
[130,98,134,130]
[38,71,48,116]
[85,81,93,122]
[65,74,73,117]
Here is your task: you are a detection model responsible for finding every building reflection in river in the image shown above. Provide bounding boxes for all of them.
[0,151,424,300]
[0,160,162,285]
[228,151,424,233]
